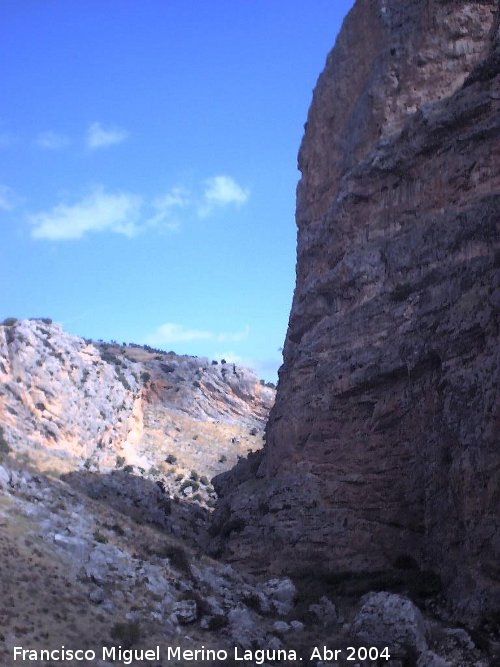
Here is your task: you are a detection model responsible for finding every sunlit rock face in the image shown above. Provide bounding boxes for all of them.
[212,0,500,623]
[0,318,274,507]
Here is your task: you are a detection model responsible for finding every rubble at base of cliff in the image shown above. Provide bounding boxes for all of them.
[1,459,498,666]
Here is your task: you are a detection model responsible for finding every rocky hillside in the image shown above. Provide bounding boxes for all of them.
[0,318,274,507]
[3,460,493,667]
[211,0,500,634]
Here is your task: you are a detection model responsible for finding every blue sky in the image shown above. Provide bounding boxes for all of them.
[1,0,354,380]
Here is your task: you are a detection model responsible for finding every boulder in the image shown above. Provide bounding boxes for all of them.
[173,599,197,624]
[0,465,10,488]
[261,577,296,616]
[227,605,260,648]
[352,592,427,654]
[416,651,451,667]
[308,596,338,626]
[272,621,290,634]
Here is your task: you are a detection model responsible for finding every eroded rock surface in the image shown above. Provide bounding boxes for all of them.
[0,318,274,508]
[212,0,500,627]
[352,592,428,655]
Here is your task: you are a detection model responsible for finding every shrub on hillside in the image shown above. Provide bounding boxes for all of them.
[110,621,141,649]
[0,426,11,458]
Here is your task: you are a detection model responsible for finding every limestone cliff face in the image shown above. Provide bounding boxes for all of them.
[212,0,500,623]
[0,319,274,506]
[0,319,142,468]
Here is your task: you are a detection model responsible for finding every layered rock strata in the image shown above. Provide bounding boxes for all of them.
[212,0,500,624]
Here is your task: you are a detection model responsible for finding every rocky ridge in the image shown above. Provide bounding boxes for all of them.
[211,0,500,641]
[0,317,274,507]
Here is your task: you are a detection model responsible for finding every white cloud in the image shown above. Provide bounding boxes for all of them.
[145,323,213,345]
[146,187,190,231]
[198,175,249,217]
[29,187,142,240]
[145,323,250,346]
[0,185,16,211]
[86,122,128,150]
[27,173,250,241]
[36,131,70,150]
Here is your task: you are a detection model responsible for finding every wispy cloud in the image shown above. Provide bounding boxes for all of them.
[36,131,71,150]
[0,184,17,211]
[28,174,250,241]
[29,187,142,240]
[145,323,250,346]
[198,175,250,217]
[86,122,128,150]
[146,187,190,231]
[145,323,213,345]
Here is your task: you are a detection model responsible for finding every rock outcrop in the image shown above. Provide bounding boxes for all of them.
[0,318,274,507]
[212,0,500,626]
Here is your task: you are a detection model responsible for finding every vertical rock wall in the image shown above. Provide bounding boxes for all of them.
[212,0,500,623]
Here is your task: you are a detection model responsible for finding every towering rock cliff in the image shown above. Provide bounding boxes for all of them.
[212,0,500,624]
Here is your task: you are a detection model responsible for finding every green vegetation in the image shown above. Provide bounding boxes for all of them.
[0,426,11,458]
[162,543,191,574]
[93,530,108,544]
[389,282,413,302]
[207,615,228,630]
[110,621,141,648]
[29,317,53,325]
[100,348,120,365]
[115,369,131,391]
[180,479,199,492]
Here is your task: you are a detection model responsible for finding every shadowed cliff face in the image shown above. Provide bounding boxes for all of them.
[212,0,500,624]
